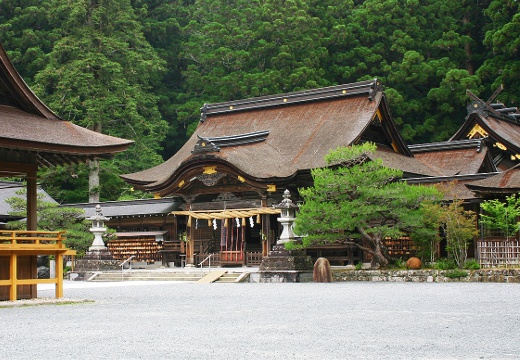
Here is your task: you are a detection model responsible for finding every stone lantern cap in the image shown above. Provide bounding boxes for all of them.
[86,205,110,225]
[274,189,299,210]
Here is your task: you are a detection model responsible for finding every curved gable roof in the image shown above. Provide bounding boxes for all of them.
[122,79,432,195]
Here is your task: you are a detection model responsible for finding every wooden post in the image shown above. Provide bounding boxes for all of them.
[187,217,195,266]
[9,254,17,301]
[26,166,38,231]
[55,253,63,298]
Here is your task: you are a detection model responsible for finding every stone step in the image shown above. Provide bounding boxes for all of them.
[214,272,242,283]
[89,271,204,282]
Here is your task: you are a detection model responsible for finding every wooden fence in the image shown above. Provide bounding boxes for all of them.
[477,238,520,268]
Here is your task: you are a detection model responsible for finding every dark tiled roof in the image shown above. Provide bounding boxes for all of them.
[0,43,133,168]
[0,181,56,217]
[64,197,182,218]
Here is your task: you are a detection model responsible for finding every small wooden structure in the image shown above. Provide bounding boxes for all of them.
[0,42,132,299]
[0,230,75,301]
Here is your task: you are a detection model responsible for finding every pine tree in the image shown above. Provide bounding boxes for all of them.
[33,0,168,202]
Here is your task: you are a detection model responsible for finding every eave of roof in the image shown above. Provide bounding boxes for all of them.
[0,43,133,167]
[465,164,520,192]
[122,79,422,194]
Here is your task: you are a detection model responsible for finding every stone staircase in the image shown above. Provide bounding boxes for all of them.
[214,272,248,283]
[89,270,205,282]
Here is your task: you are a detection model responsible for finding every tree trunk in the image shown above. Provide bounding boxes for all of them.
[357,228,390,268]
[88,158,100,203]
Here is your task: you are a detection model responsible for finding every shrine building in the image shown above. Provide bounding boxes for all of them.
[121,79,438,267]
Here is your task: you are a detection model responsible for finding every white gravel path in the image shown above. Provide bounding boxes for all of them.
[1,281,519,359]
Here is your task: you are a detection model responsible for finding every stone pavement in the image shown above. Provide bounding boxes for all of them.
[1,281,519,359]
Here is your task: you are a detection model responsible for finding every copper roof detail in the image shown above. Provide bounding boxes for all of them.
[193,130,270,154]
[199,79,382,122]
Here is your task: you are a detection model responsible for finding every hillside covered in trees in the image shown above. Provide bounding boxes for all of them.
[1,0,518,203]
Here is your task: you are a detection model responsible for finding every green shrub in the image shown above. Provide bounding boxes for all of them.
[463,259,480,270]
[355,262,363,270]
[389,258,407,269]
[433,258,457,270]
[444,269,469,278]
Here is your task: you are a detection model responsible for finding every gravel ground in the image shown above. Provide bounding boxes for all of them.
[1,281,519,360]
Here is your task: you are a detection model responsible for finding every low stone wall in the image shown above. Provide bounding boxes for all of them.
[332,268,520,283]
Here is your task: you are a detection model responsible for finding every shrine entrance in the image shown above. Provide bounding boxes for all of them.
[170,208,281,267]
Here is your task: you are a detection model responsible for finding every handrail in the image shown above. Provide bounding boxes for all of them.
[198,253,214,272]
[119,255,135,281]
[0,230,66,247]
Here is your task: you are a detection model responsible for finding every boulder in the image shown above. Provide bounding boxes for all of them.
[313,257,332,282]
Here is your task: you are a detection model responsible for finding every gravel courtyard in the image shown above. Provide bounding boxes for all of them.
[1,281,519,359]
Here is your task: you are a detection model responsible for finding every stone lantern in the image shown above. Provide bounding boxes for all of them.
[275,189,299,244]
[258,189,313,280]
[87,205,110,252]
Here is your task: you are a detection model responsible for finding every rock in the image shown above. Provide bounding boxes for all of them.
[406,257,422,270]
[313,257,332,282]
[37,266,50,279]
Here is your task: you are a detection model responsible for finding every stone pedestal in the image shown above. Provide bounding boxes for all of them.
[258,245,313,282]
[72,250,119,280]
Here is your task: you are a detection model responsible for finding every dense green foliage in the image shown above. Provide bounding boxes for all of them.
[2,0,519,202]
[294,143,442,267]
[413,183,478,266]
[480,194,520,240]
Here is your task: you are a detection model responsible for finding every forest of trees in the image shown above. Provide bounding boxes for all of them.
[1,0,519,203]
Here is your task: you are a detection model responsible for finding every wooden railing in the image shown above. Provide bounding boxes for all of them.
[0,230,66,249]
[0,230,73,301]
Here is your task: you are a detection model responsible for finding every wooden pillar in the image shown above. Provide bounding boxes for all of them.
[26,166,38,231]
[55,253,63,298]
[9,253,17,301]
[26,166,38,299]
[187,217,195,266]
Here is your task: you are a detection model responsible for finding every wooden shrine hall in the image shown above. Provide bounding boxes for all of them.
[0,42,132,300]
[121,79,436,267]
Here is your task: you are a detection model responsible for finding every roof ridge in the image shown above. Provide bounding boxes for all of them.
[199,78,382,122]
